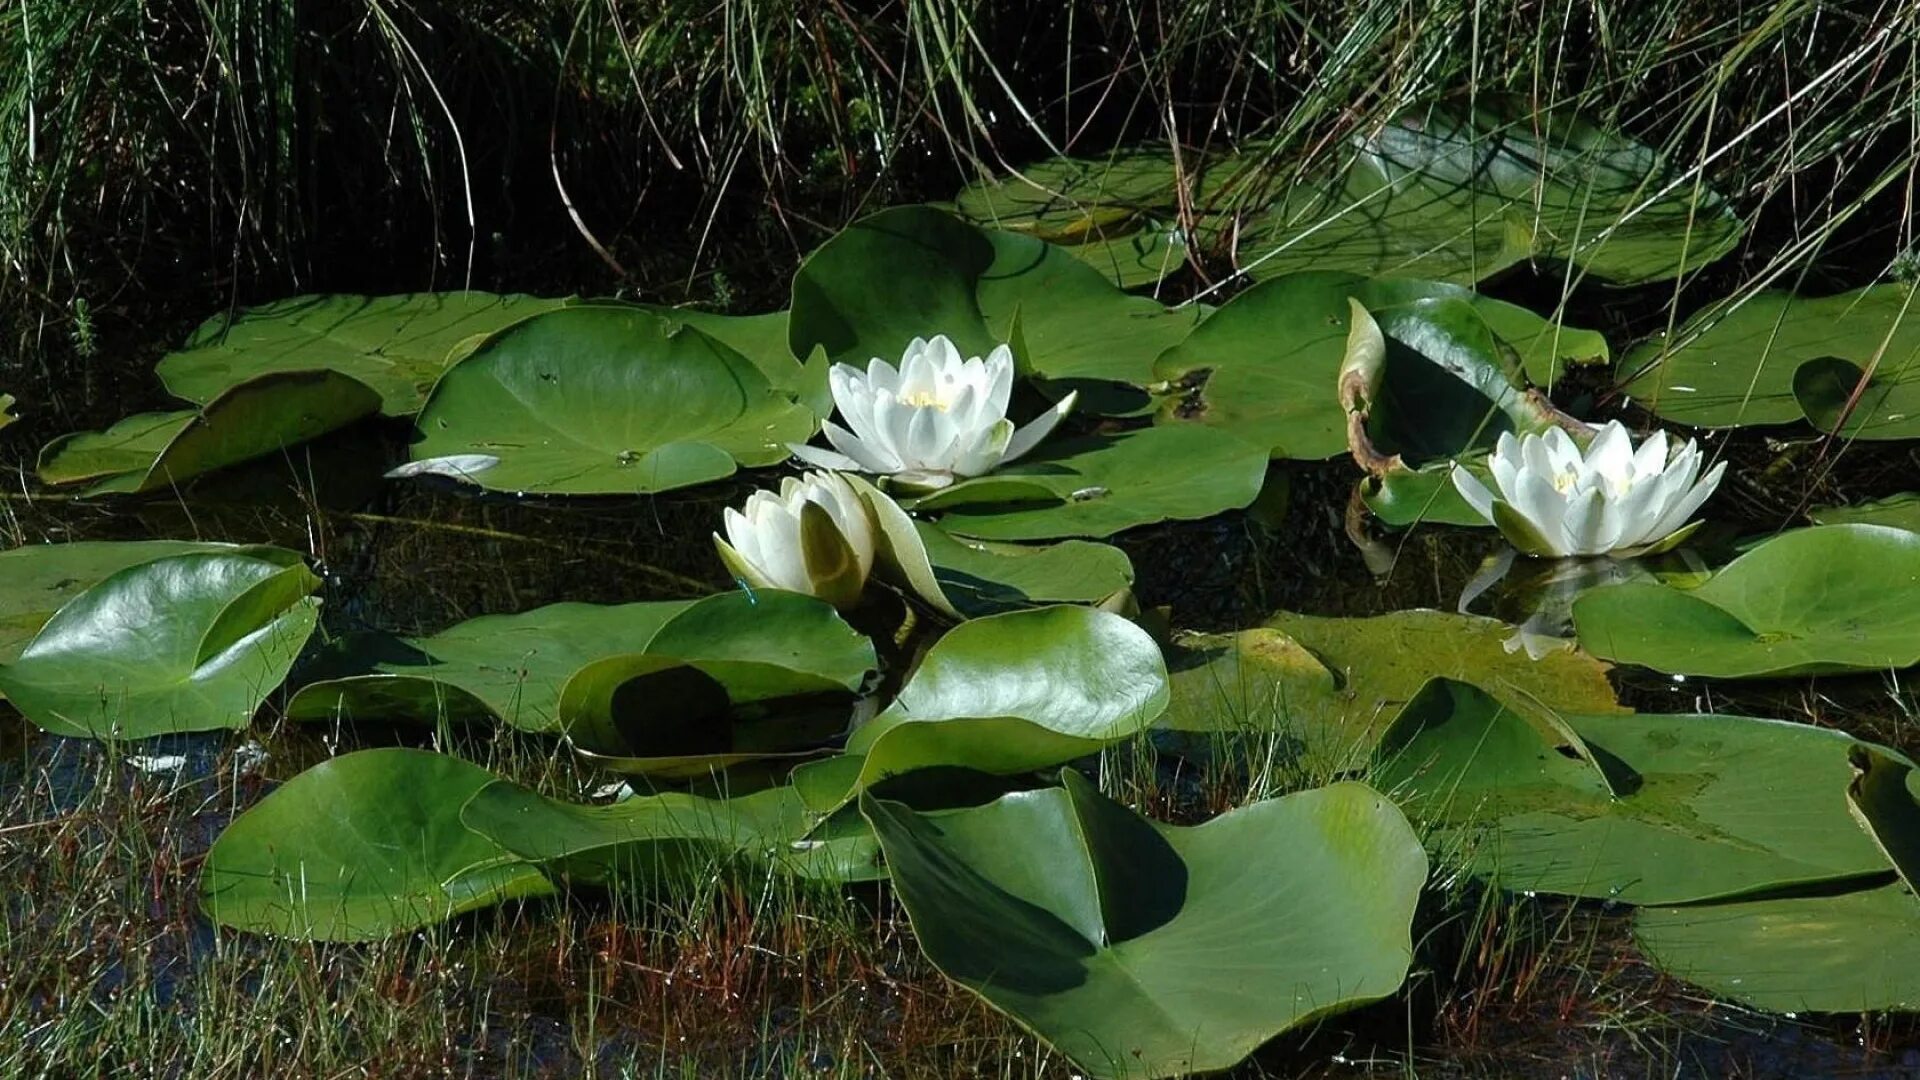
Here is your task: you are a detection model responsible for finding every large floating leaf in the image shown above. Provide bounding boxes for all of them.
[627,305,831,416]
[462,780,884,885]
[956,100,1740,289]
[866,772,1426,1079]
[1376,680,1897,904]
[915,522,1133,616]
[1811,492,1920,532]
[289,591,871,736]
[0,540,294,663]
[1622,283,1920,437]
[201,748,553,941]
[1634,748,1920,1012]
[407,306,814,495]
[792,607,1168,811]
[1158,629,1338,733]
[158,292,572,416]
[788,206,1203,412]
[1226,100,1742,286]
[1153,272,1602,460]
[952,149,1189,288]
[914,425,1268,540]
[556,591,876,775]
[288,599,697,731]
[1572,524,1920,677]
[39,370,382,495]
[0,552,320,738]
[1253,608,1622,766]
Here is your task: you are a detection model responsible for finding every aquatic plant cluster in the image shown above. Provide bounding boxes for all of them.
[7,100,1920,1076]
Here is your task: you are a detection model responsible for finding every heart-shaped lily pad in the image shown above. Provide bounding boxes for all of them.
[461,779,884,886]
[956,100,1740,289]
[913,425,1269,540]
[1811,492,1920,532]
[0,552,321,738]
[1621,283,1920,437]
[1153,272,1602,460]
[1249,608,1623,767]
[407,306,815,495]
[290,590,872,735]
[1572,524,1920,677]
[789,206,1204,411]
[158,292,572,416]
[39,370,382,495]
[914,521,1133,615]
[865,771,1426,1079]
[0,540,297,663]
[201,748,553,941]
[951,148,1188,287]
[1376,679,1900,904]
[1634,748,1920,1011]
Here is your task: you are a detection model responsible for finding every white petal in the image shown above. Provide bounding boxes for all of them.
[1646,460,1725,540]
[1560,488,1610,556]
[387,454,500,481]
[1511,471,1572,556]
[1630,429,1670,480]
[822,420,899,472]
[1585,421,1635,488]
[983,344,1015,419]
[1001,391,1076,465]
[951,419,1015,477]
[1450,465,1498,524]
[863,358,900,396]
[901,405,949,469]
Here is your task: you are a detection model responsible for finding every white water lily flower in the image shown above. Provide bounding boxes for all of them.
[1451,421,1725,558]
[789,335,1075,490]
[714,470,876,610]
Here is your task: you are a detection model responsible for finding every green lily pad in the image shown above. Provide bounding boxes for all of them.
[952,149,1189,287]
[865,771,1426,1079]
[1811,492,1920,532]
[1153,272,1602,459]
[1255,607,1623,767]
[0,392,14,431]
[554,591,876,775]
[956,100,1739,290]
[407,305,814,495]
[915,522,1133,615]
[158,292,572,416]
[627,305,832,416]
[39,370,382,495]
[461,780,885,885]
[915,425,1269,541]
[788,207,1204,413]
[1621,283,1920,436]
[1226,99,1742,286]
[0,552,320,738]
[0,540,297,663]
[1376,679,1899,904]
[1572,524,1920,677]
[1360,459,1490,527]
[1158,628,1339,733]
[793,607,1168,811]
[288,591,871,735]
[201,748,553,941]
[1633,748,1920,1013]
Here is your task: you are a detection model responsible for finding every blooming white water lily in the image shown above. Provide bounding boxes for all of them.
[1451,421,1725,558]
[714,470,876,610]
[789,335,1075,490]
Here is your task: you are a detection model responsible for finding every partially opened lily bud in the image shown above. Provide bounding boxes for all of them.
[715,471,876,610]
[789,334,1075,490]
[1452,421,1724,559]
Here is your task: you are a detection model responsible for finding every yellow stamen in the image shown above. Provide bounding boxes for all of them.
[899,390,950,411]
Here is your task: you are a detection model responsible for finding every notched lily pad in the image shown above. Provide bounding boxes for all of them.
[1572,524,1920,677]
[0,552,321,738]
[201,748,553,941]
[865,771,1427,1079]
[407,306,815,495]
